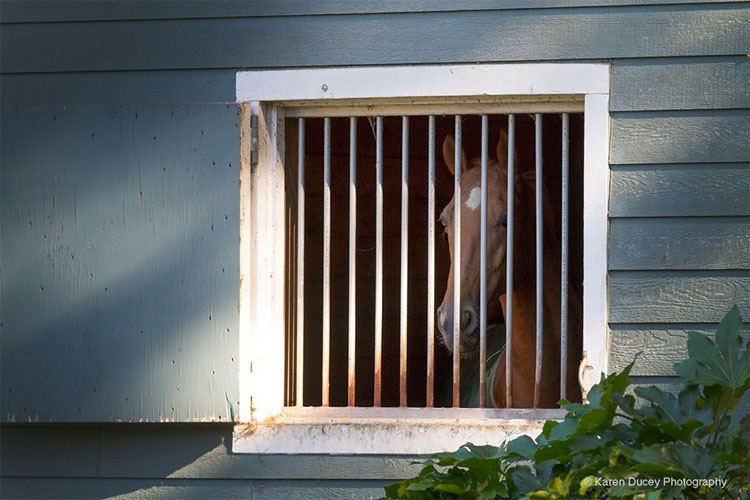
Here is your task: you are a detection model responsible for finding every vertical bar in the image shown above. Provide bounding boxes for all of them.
[322,118,331,407]
[348,117,357,407]
[505,114,515,408]
[453,115,462,408]
[534,114,543,408]
[400,116,409,407]
[560,113,569,401]
[479,115,488,408]
[426,116,436,408]
[296,118,305,407]
[374,116,383,407]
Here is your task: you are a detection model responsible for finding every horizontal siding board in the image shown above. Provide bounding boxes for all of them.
[609,271,750,323]
[610,164,750,217]
[0,0,741,23]
[610,111,750,164]
[1,104,240,423]
[0,426,100,477]
[1,5,747,73]
[610,56,750,111]
[0,70,238,106]
[609,324,750,375]
[609,218,750,270]
[0,478,388,500]
[97,426,420,480]
[0,425,421,480]
[2,58,749,108]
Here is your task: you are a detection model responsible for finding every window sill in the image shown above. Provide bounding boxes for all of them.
[233,407,565,454]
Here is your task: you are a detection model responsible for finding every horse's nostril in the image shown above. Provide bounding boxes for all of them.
[460,307,478,333]
[461,311,471,329]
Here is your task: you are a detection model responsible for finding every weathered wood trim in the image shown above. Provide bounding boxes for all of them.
[610,164,750,217]
[244,103,286,422]
[582,93,611,390]
[237,64,609,102]
[233,416,556,454]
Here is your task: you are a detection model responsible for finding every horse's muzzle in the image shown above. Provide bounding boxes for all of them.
[436,303,479,354]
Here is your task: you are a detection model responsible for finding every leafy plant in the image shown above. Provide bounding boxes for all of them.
[383,306,750,499]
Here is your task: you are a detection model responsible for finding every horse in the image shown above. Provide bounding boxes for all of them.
[436,128,582,408]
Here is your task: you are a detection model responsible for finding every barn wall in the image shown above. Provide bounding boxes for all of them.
[1,1,748,498]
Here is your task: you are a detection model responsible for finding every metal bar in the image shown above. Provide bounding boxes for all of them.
[400,116,409,407]
[426,116,436,408]
[505,114,515,408]
[534,113,543,408]
[374,116,383,407]
[348,117,357,407]
[479,115,488,408]
[560,113,569,401]
[453,115,462,408]
[322,117,331,407]
[296,118,305,407]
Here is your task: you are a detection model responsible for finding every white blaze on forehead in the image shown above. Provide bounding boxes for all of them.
[465,187,481,211]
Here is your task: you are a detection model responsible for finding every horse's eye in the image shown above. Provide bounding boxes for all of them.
[498,213,508,228]
[439,215,447,227]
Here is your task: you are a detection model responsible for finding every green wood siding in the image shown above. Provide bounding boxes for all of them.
[1,0,748,496]
[1,105,240,423]
[0,425,418,499]
[1,5,747,73]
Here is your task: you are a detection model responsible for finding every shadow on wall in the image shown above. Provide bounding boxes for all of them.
[0,104,240,423]
[0,424,403,498]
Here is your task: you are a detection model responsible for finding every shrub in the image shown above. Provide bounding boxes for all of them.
[383,306,749,499]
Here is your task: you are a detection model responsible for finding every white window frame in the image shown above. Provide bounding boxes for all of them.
[234,63,610,454]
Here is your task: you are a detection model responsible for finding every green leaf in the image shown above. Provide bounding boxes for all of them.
[506,435,537,459]
[675,306,749,393]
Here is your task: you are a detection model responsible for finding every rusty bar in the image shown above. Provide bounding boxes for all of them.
[322,117,331,407]
[479,114,488,408]
[374,116,383,407]
[560,113,569,401]
[348,116,357,407]
[400,116,409,407]
[426,115,436,407]
[296,118,305,406]
[534,113,543,408]
[453,115,462,408]
[505,114,515,408]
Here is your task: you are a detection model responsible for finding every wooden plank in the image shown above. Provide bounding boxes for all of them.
[0,1,741,23]
[609,271,750,323]
[609,218,750,270]
[610,111,750,164]
[0,104,240,422]
[0,426,100,477]
[1,5,747,73]
[611,56,750,111]
[0,478,390,500]
[609,324,750,376]
[2,424,421,479]
[610,164,750,217]
[0,70,237,106]
[99,425,420,479]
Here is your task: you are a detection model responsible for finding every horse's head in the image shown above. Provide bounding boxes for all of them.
[437,131,510,357]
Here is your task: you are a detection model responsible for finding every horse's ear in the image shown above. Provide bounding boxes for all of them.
[496,130,509,167]
[442,135,468,176]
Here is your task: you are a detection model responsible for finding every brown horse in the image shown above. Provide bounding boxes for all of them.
[437,129,582,408]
